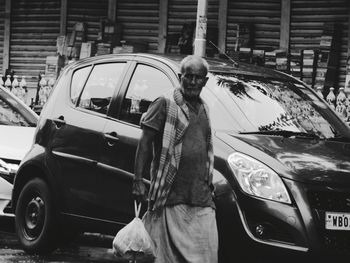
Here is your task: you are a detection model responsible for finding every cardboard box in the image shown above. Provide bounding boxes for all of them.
[238,47,252,63]
[96,43,111,56]
[290,49,303,78]
[252,50,265,66]
[264,51,276,68]
[116,41,148,53]
[45,56,65,79]
[80,42,96,59]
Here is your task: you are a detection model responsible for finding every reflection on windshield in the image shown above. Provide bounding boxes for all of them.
[207,73,337,139]
[0,97,29,127]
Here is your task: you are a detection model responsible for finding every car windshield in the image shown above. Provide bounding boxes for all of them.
[203,72,340,140]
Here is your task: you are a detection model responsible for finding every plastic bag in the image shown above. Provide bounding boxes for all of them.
[112,201,155,262]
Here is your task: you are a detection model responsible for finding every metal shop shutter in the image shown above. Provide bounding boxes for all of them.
[167,0,219,53]
[290,0,348,88]
[226,0,281,52]
[0,0,4,74]
[9,0,60,89]
[116,0,159,52]
[67,0,108,43]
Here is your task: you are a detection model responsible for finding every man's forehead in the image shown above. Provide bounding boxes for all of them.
[183,61,206,74]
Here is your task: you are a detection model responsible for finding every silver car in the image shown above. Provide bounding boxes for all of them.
[0,85,38,216]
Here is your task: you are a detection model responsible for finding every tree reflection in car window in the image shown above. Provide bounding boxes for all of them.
[210,73,337,139]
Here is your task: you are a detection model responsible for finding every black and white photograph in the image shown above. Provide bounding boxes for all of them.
[0,0,350,262]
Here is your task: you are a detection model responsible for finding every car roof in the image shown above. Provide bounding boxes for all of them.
[65,53,297,82]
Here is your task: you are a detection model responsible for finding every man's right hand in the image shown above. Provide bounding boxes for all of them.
[132,178,147,203]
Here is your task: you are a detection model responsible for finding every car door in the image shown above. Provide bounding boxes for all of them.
[97,59,178,223]
[50,62,128,218]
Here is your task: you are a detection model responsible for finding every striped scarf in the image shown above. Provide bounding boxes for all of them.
[148,88,214,211]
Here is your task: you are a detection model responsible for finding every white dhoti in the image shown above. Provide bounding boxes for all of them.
[143,204,218,263]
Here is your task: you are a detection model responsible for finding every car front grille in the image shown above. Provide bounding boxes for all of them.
[308,189,350,254]
[323,231,350,253]
[308,190,350,212]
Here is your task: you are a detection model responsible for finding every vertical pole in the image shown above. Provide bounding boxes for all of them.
[108,0,117,22]
[218,0,228,54]
[3,0,11,75]
[194,0,208,57]
[158,0,168,53]
[279,0,291,52]
[60,0,67,35]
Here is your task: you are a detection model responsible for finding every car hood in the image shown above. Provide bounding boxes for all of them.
[0,126,35,161]
[216,131,350,184]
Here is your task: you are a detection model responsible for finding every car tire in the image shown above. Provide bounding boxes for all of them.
[15,178,58,254]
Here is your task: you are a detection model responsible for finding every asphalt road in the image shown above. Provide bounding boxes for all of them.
[0,216,349,263]
[0,217,124,263]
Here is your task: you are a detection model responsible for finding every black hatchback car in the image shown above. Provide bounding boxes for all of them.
[12,53,350,260]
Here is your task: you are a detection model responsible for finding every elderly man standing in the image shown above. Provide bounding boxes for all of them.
[132,55,218,263]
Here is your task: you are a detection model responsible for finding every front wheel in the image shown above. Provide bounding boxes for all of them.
[15,178,58,254]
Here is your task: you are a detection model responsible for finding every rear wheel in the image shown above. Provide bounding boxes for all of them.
[15,178,58,254]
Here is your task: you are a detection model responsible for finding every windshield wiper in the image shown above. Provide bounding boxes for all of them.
[326,135,350,142]
[239,130,321,140]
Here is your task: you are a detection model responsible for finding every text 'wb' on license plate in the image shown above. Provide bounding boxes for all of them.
[325,212,350,230]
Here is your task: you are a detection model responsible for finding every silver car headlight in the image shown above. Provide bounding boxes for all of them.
[228,152,291,204]
[0,158,19,176]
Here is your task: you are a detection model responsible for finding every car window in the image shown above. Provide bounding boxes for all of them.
[78,63,126,115]
[120,64,174,125]
[71,66,91,105]
[0,96,29,126]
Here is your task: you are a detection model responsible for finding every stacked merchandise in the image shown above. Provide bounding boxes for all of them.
[275,50,288,72]
[100,20,122,47]
[252,50,265,66]
[238,48,252,63]
[96,43,112,56]
[315,23,340,96]
[232,24,253,51]
[44,56,65,80]
[67,22,86,59]
[290,50,303,78]
[227,23,254,60]
[80,42,96,59]
[302,50,316,87]
[113,40,148,54]
[314,52,328,89]
[95,19,122,56]
[264,51,276,69]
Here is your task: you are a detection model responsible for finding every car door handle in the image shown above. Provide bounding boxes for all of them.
[53,116,66,128]
[104,132,119,146]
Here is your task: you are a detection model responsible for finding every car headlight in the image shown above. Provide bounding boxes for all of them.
[0,158,19,176]
[228,152,291,204]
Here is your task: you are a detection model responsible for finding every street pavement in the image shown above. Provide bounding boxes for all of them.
[0,217,349,263]
[0,217,124,263]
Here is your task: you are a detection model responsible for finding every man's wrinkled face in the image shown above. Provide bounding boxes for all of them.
[180,62,208,101]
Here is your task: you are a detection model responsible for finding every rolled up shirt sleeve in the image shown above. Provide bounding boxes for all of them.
[141,96,166,132]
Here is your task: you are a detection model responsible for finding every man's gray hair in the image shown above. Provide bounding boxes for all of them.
[180,55,209,75]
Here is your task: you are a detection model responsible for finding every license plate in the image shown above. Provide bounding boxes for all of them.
[325,212,350,230]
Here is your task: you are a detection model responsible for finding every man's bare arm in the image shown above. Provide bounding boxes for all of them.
[132,126,157,201]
